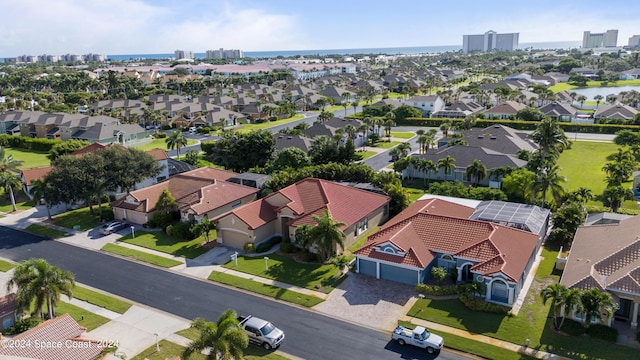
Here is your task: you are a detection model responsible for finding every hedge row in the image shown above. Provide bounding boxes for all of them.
[396,117,640,135]
[0,134,60,151]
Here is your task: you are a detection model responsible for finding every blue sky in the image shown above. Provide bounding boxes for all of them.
[1,0,638,56]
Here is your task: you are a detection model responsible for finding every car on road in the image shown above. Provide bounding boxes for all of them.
[391,325,443,354]
[237,315,285,350]
[99,221,128,235]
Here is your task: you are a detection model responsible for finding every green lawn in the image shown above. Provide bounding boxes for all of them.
[371,141,400,149]
[0,259,15,272]
[550,79,640,93]
[5,148,51,169]
[397,320,536,360]
[402,178,428,202]
[390,131,415,139]
[176,327,289,359]
[407,244,640,359]
[132,137,198,152]
[221,253,344,293]
[556,141,636,209]
[0,191,35,213]
[101,243,183,268]
[356,150,377,160]
[235,114,305,133]
[52,205,109,230]
[132,340,207,360]
[207,271,324,307]
[119,230,210,259]
[57,301,111,331]
[25,223,68,238]
[72,286,132,314]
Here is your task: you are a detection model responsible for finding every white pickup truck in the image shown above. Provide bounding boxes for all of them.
[391,325,444,354]
[237,315,285,350]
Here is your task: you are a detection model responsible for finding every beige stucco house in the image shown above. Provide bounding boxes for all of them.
[213,178,391,249]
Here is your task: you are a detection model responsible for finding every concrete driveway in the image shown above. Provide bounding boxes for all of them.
[313,273,418,331]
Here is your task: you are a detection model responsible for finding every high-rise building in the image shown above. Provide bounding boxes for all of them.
[205,48,244,59]
[174,49,194,60]
[582,30,618,48]
[462,30,519,53]
[629,35,640,48]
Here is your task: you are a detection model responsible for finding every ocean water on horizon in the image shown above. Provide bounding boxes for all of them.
[104,41,581,61]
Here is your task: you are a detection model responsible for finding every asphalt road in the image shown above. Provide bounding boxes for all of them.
[0,226,470,360]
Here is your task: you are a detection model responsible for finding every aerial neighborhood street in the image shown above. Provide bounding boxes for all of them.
[2,3,640,360]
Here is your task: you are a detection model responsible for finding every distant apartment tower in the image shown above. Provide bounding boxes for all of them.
[462,30,519,53]
[174,49,194,60]
[582,30,618,48]
[629,35,640,48]
[205,48,244,59]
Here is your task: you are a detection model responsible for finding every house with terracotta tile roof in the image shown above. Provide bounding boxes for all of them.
[0,313,104,360]
[354,198,540,307]
[213,178,391,249]
[21,166,54,199]
[111,167,258,225]
[482,101,527,119]
[559,215,640,328]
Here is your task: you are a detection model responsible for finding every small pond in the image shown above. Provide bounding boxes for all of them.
[571,86,640,100]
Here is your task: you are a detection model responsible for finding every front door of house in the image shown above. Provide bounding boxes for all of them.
[615,298,632,320]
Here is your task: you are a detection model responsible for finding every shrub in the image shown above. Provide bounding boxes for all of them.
[153,132,167,138]
[561,319,586,336]
[2,317,43,335]
[255,236,283,253]
[280,242,299,253]
[459,294,510,314]
[587,324,618,342]
[431,266,448,284]
[301,250,319,262]
[161,125,172,130]
[243,242,255,254]
[269,116,278,122]
[148,212,173,230]
[165,221,196,240]
[415,284,458,296]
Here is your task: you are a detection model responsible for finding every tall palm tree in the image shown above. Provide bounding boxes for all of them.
[358,124,369,149]
[528,164,566,207]
[540,283,568,329]
[0,146,24,212]
[6,258,75,319]
[308,209,347,261]
[396,142,412,158]
[579,288,617,328]
[182,309,248,360]
[166,130,188,159]
[419,158,436,187]
[559,288,583,330]
[437,155,456,181]
[465,159,487,185]
[530,118,569,163]
[594,94,603,108]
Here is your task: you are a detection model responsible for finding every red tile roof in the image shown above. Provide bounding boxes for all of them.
[0,313,102,360]
[221,178,390,230]
[111,167,254,214]
[21,166,53,185]
[145,148,168,160]
[355,201,539,282]
[70,142,107,156]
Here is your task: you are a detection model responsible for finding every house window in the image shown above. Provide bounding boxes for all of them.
[441,254,454,262]
[383,204,389,217]
[231,200,242,207]
[355,218,368,236]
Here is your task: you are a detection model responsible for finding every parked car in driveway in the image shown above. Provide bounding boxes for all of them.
[99,221,128,235]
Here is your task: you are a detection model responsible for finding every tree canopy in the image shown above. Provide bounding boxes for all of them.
[204,130,275,172]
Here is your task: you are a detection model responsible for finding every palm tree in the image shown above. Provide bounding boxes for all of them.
[166,130,188,159]
[308,209,347,261]
[437,155,456,181]
[579,288,617,328]
[419,158,436,187]
[577,95,587,109]
[594,94,603,109]
[465,159,487,185]
[384,117,395,141]
[6,258,75,319]
[396,142,412,158]
[602,185,631,212]
[318,110,334,123]
[182,309,248,360]
[0,146,24,212]
[560,288,583,330]
[358,124,369,149]
[528,164,566,207]
[540,283,568,329]
[530,118,569,163]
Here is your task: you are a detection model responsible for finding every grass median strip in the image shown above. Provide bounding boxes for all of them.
[26,223,68,238]
[73,286,132,314]
[208,271,324,307]
[57,301,110,331]
[101,243,182,268]
[0,259,15,272]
